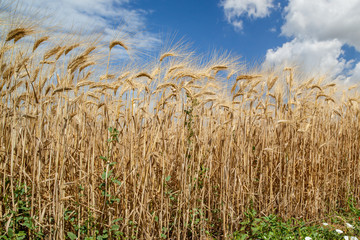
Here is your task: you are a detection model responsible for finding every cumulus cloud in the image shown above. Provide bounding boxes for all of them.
[265,38,347,77]
[264,0,360,82]
[220,0,274,31]
[347,62,360,82]
[282,0,360,51]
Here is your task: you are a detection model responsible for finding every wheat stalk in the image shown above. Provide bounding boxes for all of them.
[6,27,34,42]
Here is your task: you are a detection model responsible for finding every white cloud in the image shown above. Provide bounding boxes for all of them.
[347,62,360,83]
[265,38,347,77]
[264,0,360,82]
[231,20,243,31]
[16,0,160,53]
[269,27,276,33]
[220,0,274,30]
[282,0,360,51]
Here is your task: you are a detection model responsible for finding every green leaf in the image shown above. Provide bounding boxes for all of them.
[22,218,33,228]
[7,228,14,238]
[16,231,27,240]
[114,230,123,236]
[111,198,120,203]
[165,176,171,182]
[67,232,77,240]
[96,234,108,240]
[99,156,108,161]
[101,171,112,180]
[251,226,261,234]
[112,179,122,186]
[239,234,248,240]
[111,224,120,231]
[112,218,123,223]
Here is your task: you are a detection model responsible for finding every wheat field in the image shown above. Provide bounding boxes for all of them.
[1,2,360,239]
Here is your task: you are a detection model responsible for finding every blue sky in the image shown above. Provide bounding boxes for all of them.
[16,0,360,83]
[130,0,288,63]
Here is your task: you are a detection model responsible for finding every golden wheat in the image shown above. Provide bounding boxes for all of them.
[1,3,360,240]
